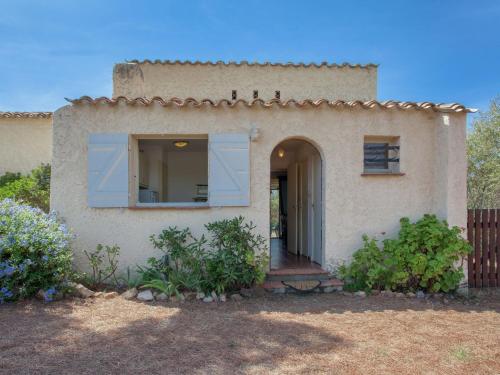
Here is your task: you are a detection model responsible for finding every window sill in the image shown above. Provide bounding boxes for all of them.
[361,172,405,177]
[131,202,210,210]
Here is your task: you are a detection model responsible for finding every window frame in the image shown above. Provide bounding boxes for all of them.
[130,134,210,208]
[362,136,402,175]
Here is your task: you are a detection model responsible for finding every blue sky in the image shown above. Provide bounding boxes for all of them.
[0,0,498,121]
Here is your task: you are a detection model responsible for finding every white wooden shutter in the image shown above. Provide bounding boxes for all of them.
[88,133,129,207]
[208,133,250,206]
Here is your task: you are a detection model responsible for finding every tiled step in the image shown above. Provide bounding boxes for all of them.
[266,267,330,282]
[262,278,343,294]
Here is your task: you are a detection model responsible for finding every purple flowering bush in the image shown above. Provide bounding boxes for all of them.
[0,199,73,303]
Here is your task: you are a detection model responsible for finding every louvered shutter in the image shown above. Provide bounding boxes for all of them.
[88,133,129,207]
[208,133,250,206]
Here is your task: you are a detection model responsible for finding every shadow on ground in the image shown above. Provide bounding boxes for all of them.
[0,292,499,374]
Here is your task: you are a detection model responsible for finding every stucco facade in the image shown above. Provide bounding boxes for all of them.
[0,114,53,175]
[51,99,468,273]
[113,60,377,101]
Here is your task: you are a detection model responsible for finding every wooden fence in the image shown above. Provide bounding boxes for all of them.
[467,209,499,288]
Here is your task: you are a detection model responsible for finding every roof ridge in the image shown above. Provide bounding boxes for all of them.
[125,59,378,69]
[66,96,475,113]
[0,111,52,119]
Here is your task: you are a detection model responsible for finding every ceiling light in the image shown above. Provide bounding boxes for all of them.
[174,140,189,148]
[278,148,285,158]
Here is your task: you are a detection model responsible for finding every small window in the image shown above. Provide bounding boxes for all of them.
[253,90,259,99]
[137,137,208,205]
[275,90,280,99]
[232,90,237,100]
[363,136,400,173]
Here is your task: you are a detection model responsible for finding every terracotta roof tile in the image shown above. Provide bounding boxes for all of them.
[126,59,377,69]
[67,96,476,113]
[0,111,52,119]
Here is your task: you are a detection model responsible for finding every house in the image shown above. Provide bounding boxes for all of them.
[50,60,473,278]
[0,112,52,175]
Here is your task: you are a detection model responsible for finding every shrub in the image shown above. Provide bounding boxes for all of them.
[0,198,73,303]
[0,172,21,187]
[144,227,207,295]
[138,217,268,295]
[339,215,471,293]
[204,216,268,293]
[0,164,51,212]
[83,244,120,289]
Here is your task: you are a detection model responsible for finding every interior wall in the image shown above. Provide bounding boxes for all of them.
[139,144,163,194]
[166,151,208,202]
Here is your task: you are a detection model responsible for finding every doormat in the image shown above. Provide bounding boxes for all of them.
[282,280,321,293]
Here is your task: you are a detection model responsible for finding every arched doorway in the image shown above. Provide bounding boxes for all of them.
[270,138,323,270]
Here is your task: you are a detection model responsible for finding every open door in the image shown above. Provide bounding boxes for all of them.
[287,162,298,254]
[271,139,323,269]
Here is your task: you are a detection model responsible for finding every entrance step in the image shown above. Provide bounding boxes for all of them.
[262,278,343,294]
[266,267,330,282]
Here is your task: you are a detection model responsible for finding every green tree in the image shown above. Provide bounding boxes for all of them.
[467,97,500,209]
[0,164,51,212]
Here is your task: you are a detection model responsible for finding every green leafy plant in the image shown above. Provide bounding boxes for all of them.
[0,172,21,187]
[339,215,471,293]
[83,244,120,289]
[142,227,207,294]
[204,216,268,294]
[0,198,73,303]
[137,217,268,296]
[0,164,51,212]
[467,97,500,209]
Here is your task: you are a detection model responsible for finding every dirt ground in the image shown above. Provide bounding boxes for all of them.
[1,292,499,375]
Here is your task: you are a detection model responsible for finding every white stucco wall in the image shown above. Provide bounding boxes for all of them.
[0,117,53,175]
[113,62,378,101]
[51,103,467,274]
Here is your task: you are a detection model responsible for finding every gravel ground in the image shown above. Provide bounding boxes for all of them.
[0,292,499,374]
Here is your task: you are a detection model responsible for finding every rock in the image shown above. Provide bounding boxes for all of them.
[219,294,226,302]
[184,292,197,301]
[36,289,64,301]
[354,291,366,298]
[203,296,213,303]
[272,287,286,294]
[323,286,335,293]
[93,292,104,298]
[230,293,243,301]
[240,288,253,298]
[211,291,218,301]
[171,293,185,303]
[196,292,205,300]
[456,287,469,298]
[137,290,154,301]
[35,289,46,300]
[395,292,405,298]
[342,291,353,297]
[103,292,119,299]
[371,289,381,296]
[416,291,425,299]
[381,290,394,297]
[406,292,416,298]
[443,298,450,305]
[121,288,138,300]
[156,293,168,301]
[74,284,95,299]
[253,287,267,297]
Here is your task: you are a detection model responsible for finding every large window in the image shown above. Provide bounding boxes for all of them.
[137,137,208,204]
[87,132,250,208]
